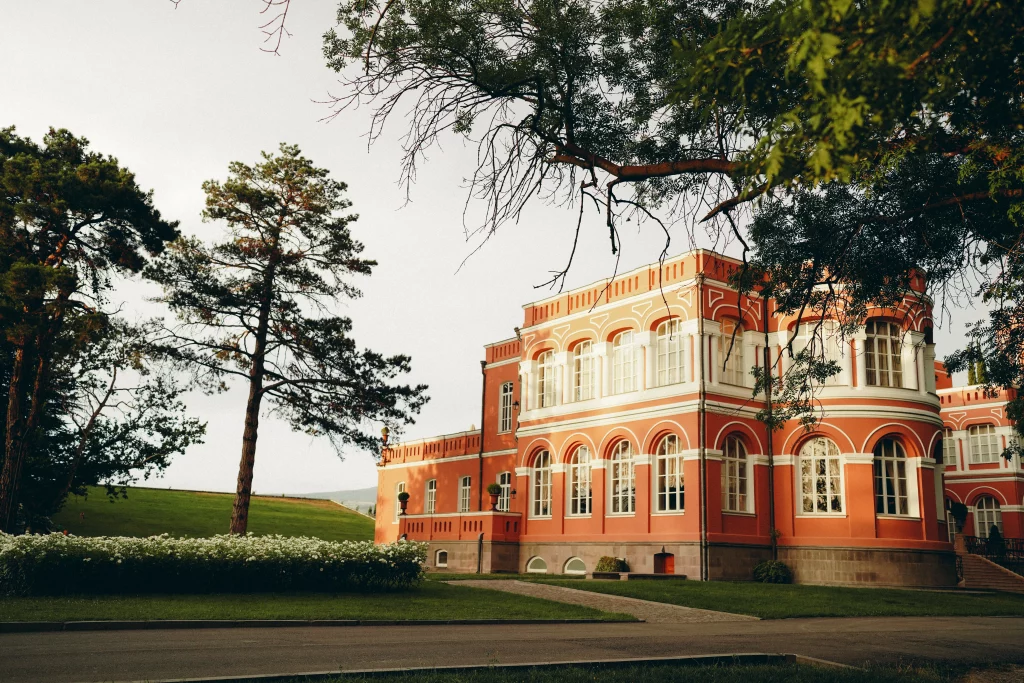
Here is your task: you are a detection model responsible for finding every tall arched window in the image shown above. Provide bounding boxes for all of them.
[719,319,745,386]
[498,382,514,433]
[865,320,903,388]
[573,340,595,401]
[975,496,1003,538]
[610,440,635,514]
[874,438,909,515]
[531,451,552,517]
[942,428,957,467]
[968,424,999,463]
[793,320,841,385]
[568,446,592,515]
[655,434,684,512]
[656,319,686,386]
[799,437,843,514]
[497,471,511,512]
[537,351,557,408]
[722,436,748,512]
[393,481,406,523]
[425,479,437,515]
[612,331,638,394]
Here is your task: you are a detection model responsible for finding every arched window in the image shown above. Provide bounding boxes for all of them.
[975,496,1003,538]
[435,549,448,568]
[537,350,557,408]
[497,471,512,512]
[968,424,999,464]
[942,428,957,467]
[458,476,472,513]
[393,481,406,523]
[563,557,587,575]
[722,435,748,512]
[612,331,638,394]
[526,556,548,573]
[531,451,552,517]
[793,320,841,385]
[865,320,903,388]
[610,440,635,514]
[573,341,595,401]
[719,319,745,386]
[656,434,684,512]
[568,446,592,516]
[425,479,437,515]
[498,382,514,433]
[656,319,686,386]
[799,437,843,514]
[874,438,909,515]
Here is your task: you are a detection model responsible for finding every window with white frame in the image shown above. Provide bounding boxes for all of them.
[793,320,842,385]
[612,331,638,394]
[656,434,684,512]
[799,437,843,514]
[499,382,514,433]
[719,319,745,386]
[537,351,557,408]
[568,446,592,515]
[573,341,595,401]
[865,320,903,388]
[722,435,748,512]
[435,549,448,568]
[874,438,909,515]
[425,479,437,514]
[942,428,957,467]
[945,506,956,543]
[393,481,406,522]
[531,451,552,517]
[458,476,472,513]
[526,556,548,573]
[563,557,587,575]
[610,440,635,514]
[656,319,686,386]
[497,471,511,512]
[975,496,1003,538]
[968,424,1000,464]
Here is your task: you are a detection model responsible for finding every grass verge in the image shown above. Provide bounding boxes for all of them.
[428,573,583,581]
[0,581,632,623]
[535,579,1024,619]
[51,486,373,542]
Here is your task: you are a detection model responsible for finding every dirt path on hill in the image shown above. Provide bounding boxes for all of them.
[448,580,758,623]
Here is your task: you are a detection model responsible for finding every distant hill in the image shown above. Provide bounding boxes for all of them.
[298,486,378,512]
[52,486,374,542]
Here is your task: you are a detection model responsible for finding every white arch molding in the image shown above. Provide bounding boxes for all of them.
[860,422,928,457]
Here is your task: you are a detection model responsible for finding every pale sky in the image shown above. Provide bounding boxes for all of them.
[1,2,979,495]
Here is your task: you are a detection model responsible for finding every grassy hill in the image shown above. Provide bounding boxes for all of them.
[51,486,374,542]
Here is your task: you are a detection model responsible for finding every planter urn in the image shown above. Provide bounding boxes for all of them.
[489,493,500,511]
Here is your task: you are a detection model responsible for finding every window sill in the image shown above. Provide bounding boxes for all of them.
[795,513,847,518]
[877,514,922,521]
[566,514,593,519]
[606,512,637,518]
[723,510,756,517]
[651,510,685,516]
[529,516,553,521]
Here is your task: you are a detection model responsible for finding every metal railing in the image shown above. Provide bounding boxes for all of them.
[962,535,1024,577]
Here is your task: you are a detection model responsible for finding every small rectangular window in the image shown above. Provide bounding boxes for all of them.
[458,476,472,513]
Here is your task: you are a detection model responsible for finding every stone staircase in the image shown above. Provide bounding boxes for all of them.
[959,553,1024,593]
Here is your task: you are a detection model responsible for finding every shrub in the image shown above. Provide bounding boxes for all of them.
[753,560,792,584]
[949,502,969,529]
[987,526,1006,557]
[397,491,410,502]
[0,533,426,596]
[594,556,629,573]
[486,483,502,495]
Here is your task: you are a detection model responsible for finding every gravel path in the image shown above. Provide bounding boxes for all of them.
[449,580,758,623]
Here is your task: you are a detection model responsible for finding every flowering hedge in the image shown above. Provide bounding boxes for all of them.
[0,533,426,596]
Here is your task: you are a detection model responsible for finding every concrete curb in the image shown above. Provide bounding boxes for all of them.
[123,652,838,682]
[0,617,635,634]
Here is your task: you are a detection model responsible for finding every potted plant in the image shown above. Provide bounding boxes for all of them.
[486,483,502,511]
[397,491,410,515]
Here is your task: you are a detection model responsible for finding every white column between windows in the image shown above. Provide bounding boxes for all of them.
[853,329,867,389]
[594,342,612,398]
[683,335,693,383]
[519,360,535,411]
[708,333,719,386]
[903,331,921,391]
[555,351,571,405]
[636,331,654,392]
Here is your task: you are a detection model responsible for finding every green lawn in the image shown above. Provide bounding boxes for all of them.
[0,581,632,623]
[50,486,374,542]
[536,579,1024,619]
[428,573,585,581]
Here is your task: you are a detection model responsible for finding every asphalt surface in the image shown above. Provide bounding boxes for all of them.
[2,617,1023,682]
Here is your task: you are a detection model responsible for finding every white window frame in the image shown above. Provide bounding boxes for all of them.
[531,451,552,518]
[537,350,557,408]
[497,471,512,512]
[968,424,1000,464]
[719,319,745,386]
[656,320,686,386]
[722,435,749,513]
[393,481,406,523]
[942,428,957,467]
[612,331,638,394]
[975,496,1003,538]
[655,434,684,512]
[526,556,548,573]
[609,440,635,514]
[498,382,514,433]
[798,437,844,515]
[435,549,448,568]
[865,320,903,388]
[573,340,595,401]
[874,438,910,516]
[567,446,592,516]
[458,476,472,513]
[425,479,437,515]
[793,320,842,386]
[563,557,587,575]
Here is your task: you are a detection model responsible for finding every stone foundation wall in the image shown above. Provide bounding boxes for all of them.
[517,541,700,577]
[779,546,957,587]
[709,543,772,581]
[424,540,520,574]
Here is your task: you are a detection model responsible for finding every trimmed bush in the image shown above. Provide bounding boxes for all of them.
[753,560,792,584]
[595,556,629,573]
[486,483,502,495]
[0,533,426,596]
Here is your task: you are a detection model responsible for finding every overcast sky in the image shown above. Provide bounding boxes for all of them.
[2,2,980,496]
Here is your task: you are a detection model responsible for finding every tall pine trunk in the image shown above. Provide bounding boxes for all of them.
[0,343,30,532]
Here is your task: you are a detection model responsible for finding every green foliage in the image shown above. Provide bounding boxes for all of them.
[486,482,502,495]
[397,491,410,502]
[594,556,628,573]
[949,501,968,528]
[986,526,1005,557]
[0,533,426,596]
[752,560,792,584]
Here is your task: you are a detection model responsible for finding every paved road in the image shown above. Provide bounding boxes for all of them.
[2,617,1023,682]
